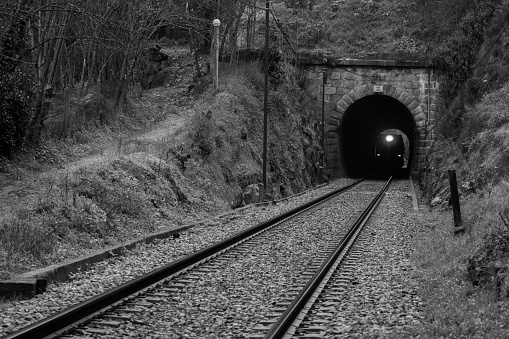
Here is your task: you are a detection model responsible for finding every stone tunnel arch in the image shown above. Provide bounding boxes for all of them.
[326,84,428,178]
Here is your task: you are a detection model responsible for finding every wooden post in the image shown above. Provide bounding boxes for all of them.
[448,169,464,234]
[212,19,221,90]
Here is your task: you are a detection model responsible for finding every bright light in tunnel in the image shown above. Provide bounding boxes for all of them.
[385,135,394,142]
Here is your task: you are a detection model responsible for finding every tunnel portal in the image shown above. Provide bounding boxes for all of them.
[340,95,415,178]
[303,58,438,178]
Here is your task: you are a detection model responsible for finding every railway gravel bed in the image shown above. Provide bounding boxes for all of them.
[71,181,384,338]
[0,179,355,337]
[301,179,424,339]
[1,179,424,339]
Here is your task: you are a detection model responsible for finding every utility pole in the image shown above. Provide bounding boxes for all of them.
[262,0,269,198]
[321,67,327,183]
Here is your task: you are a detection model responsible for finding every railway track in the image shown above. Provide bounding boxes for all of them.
[252,178,391,339]
[3,176,393,339]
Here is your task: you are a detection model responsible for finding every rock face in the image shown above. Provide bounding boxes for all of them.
[243,184,264,205]
[230,186,244,209]
[141,45,170,90]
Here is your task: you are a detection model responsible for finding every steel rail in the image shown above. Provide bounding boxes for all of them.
[3,178,368,339]
[263,176,393,339]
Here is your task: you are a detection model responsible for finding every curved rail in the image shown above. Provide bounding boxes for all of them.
[263,176,393,339]
[3,178,368,339]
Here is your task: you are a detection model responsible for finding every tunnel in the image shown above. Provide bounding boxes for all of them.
[339,94,416,178]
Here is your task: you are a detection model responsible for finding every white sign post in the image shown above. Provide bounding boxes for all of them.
[212,19,221,90]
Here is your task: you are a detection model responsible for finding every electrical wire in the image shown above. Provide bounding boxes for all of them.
[269,5,299,58]
[471,19,509,71]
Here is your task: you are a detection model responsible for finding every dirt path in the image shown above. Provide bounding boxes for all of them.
[0,47,196,224]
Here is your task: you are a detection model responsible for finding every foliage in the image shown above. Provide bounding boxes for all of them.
[0,212,56,264]
[460,83,509,139]
[401,209,509,338]
[1,0,198,145]
[465,182,509,297]
[189,110,216,157]
[0,69,34,157]
[467,1,509,103]
[168,60,321,202]
[0,8,34,157]
[431,0,500,108]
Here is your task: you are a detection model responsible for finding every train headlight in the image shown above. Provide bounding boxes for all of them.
[385,135,394,142]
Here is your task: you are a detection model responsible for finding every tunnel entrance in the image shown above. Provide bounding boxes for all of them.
[339,94,415,178]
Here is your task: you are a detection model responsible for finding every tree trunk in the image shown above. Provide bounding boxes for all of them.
[28,5,69,144]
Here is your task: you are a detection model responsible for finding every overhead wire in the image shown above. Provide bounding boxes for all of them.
[471,19,509,71]
[269,3,299,58]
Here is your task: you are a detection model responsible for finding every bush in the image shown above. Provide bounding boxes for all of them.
[189,110,216,157]
[0,69,34,157]
[466,182,509,297]
[0,213,56,263]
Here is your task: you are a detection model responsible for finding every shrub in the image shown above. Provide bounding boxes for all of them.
[75,172,146,219]
[0,69,34,157]
[466,182,509,297]
[189,110,216,157]
[0,212,56,263]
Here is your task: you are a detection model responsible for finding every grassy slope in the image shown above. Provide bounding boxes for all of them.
[0,56,321,280]
[280,0,423,58]
[406,4,509,337]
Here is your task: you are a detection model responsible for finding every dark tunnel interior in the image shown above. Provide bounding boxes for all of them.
[339,94,415,178]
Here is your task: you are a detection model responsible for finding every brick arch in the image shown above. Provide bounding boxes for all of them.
[326,84,428,177]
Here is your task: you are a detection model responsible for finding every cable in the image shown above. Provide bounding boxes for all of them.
[270,10,300,59]
[269,5,299,58]
[471,19,509,70]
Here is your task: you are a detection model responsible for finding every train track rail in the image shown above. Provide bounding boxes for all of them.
[259,177,392,339]
[3,177,382,339]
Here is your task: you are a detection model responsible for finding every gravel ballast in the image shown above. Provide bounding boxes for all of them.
[321,180,425,338]
[0,179,424,338]
[0,179,353,337]
[87,181,381,338]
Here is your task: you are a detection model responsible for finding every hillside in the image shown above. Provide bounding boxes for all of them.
[0,47,322,280]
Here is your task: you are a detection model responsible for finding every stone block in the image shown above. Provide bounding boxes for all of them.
[398,94,410,105]
[355,85,369,99]
[328,115,340,123]
[328,95,341,105]
[324,101,336,111]
[385,85,396,97]
[342,70,357,80]
[0,279,47,299]
[342,94,355,106]
[330,72,342,80]
[343,80,356,89]
[415,112,426,122]
[325,86,337,95]
[244,184,263,205]
[332,80,343,87]
[407,101,420,112]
